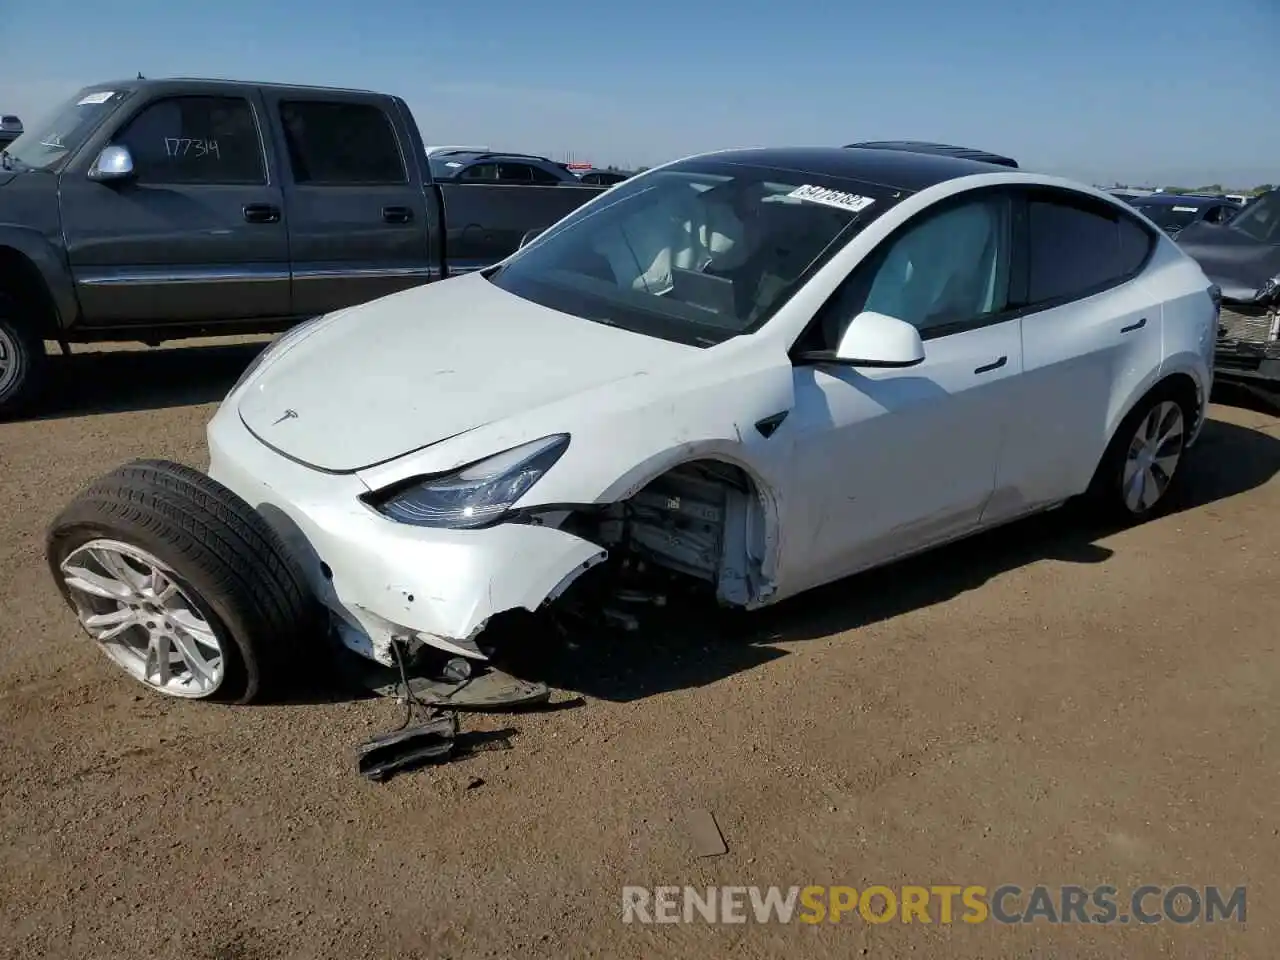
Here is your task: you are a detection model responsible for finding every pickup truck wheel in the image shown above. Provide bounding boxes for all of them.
[0,312,46,419]
[46,459,322,704]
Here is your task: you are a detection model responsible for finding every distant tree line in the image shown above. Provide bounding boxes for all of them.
[1114,183,1274,196]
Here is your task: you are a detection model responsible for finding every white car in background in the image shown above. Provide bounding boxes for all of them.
[46,145,1218,703]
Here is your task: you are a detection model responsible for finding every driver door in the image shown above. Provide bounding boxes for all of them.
[778,190,1025,595]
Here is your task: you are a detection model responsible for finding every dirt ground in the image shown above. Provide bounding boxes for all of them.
[2,340,1278,960]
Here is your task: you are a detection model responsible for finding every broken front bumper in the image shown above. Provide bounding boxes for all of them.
[1216,305,1280,383]
[205,406,606,665]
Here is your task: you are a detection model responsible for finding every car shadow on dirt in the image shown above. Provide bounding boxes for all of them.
[502,415,1280,703]
[29,340,269,420]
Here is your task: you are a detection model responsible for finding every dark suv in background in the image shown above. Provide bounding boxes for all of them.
[426,150,583,185]
[1130,193,1240,238]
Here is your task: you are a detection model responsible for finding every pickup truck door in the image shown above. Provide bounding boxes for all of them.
[260,91,434,317]
[59,89,291,325]
[436,176,607,273]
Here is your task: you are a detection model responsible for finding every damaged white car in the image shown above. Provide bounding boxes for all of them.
[47,146,1218,702]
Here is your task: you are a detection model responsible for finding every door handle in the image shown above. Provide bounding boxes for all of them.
[243,203,280,224]
[382,205,413,224]
[974,355,1007,375]
[1121,317,1147,333]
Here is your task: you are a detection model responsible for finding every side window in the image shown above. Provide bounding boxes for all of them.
[1115,216,1155,276]
[528,164,562,185]
[113,96,265,185]
[1025,197,1142,305]
[460,162,498,181]
[811,194,1012,349]
[497,163,534,183]
[278,100,406,185]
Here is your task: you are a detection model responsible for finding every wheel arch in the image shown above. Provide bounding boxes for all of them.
[1095,369,1203,481]
[0,231,75,337]
[590,443,786,600]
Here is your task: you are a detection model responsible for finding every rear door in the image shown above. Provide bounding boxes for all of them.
[991,189,1161,516]
[262,92,433,317]
[60,90,291,326]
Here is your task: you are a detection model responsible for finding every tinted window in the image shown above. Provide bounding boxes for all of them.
[113,96,264,184]
[1228,190,1280,243]
[279,100,406,185]
[497,162,534,183]
[461,162,498,181]
[528,164,563,184]
[1116,217,1155,275]
[1026,198,1142,304]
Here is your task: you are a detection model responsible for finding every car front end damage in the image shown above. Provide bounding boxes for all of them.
[1215,290,1280,384]
[205,406,610,666]
[205,397,777,669]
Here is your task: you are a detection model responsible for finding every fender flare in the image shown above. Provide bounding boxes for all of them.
[0,225,78,333]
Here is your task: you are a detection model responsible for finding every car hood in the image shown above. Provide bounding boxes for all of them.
[1176,222,1280,303]
[236,273,700,472]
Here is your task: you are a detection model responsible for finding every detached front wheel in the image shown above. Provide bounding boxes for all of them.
[47,459,321,703]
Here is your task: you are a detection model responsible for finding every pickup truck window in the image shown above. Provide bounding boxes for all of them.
[278,100,407,185]
[112,96,266,185]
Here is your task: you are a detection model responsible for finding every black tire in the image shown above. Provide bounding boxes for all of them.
[46,459,323,703]
[1085,380,1194,524]
[0,303,48,419]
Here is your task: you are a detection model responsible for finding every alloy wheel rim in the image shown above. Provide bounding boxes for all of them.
[59,539,225,698]
[0,326,18,397]
[1122,400,1184,514]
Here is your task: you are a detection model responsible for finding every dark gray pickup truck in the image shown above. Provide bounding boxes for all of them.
[0,78,608,415]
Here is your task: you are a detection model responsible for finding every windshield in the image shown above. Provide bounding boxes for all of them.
[486,160,894,346]
[1228,190,1280,244]
[1133,201,1203,233]
[1,88,130,171]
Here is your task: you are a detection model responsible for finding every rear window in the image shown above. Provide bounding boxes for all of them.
[1228,191,1280,244]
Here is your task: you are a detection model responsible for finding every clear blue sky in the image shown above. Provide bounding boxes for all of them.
[1,0,1275,187]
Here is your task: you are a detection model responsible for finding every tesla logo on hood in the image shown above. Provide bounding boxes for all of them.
[272,409,298,425]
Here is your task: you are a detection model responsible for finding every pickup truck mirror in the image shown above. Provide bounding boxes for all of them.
[518,228,543,249]
[88,145,136,183]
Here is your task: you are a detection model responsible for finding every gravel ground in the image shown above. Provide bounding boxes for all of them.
[2,341,1278,960]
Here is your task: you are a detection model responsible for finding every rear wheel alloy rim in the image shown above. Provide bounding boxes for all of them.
[0,326,18,397]
[1122,400,1184,514]
[59,539,225,698]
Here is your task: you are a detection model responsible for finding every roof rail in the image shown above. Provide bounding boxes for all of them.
[844,140,1019,169]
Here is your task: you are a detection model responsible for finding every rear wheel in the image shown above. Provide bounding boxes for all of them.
[46,459,322,703]
[1086,383,1192,523]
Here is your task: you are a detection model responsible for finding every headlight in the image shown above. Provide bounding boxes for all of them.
[226,314,332,397]
[366,434,570,529]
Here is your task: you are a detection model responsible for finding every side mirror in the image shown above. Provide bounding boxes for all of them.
[518,228,543,249]
[796,311,924,368]
[88,145,135,182]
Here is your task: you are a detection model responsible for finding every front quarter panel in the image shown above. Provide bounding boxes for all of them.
[356,336,798,508]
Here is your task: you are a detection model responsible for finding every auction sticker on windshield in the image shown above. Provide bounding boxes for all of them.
[787,184,876,213]
[77,91,116,105]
